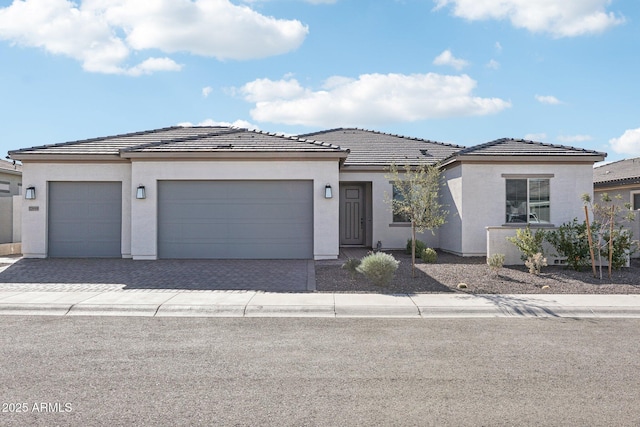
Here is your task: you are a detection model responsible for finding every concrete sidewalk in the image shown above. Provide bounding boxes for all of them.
[1,289,640,318]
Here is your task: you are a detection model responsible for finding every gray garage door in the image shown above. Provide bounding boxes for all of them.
[48,182,122,257]
[158,181,313,259]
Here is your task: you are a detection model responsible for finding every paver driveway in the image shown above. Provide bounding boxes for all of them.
[0,258,315,292]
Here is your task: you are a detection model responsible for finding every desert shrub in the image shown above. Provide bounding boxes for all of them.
[525,252,547,275]
[421,248,437,263]
[406,239,426,256]
[506,226,545,261]
[356,252,400,286]
[487,253,505,275]
[545,218,593,271]
[599,228,637,270]
[341,258,362,279]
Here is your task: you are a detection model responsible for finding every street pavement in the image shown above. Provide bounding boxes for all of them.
[1,256,640,318]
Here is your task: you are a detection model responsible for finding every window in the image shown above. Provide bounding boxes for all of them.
[392,183,410,223]
[633,192,640,210]
[506,178,550,224]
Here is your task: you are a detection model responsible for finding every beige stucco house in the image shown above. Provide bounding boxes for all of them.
[9,126,605,263]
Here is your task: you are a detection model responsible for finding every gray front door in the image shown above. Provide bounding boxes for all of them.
[340,184,365,245]
[157,180,313,259]
[48,182,122,257]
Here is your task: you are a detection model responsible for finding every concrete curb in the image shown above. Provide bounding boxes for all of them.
[0,291,640,318]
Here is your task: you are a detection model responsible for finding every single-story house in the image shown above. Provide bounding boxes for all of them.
[0,158,22,197]
[9,126,606,263]
[593,157,640,257]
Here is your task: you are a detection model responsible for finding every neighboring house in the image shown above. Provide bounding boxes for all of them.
[0,158,22,197]
[9,126,605,263]
[0,159,22,248]
[593,157,640,257]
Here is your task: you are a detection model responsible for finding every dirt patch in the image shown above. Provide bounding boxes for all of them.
[315,250,640,294]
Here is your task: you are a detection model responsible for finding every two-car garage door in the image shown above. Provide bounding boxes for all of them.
[157,181,313,259]
[47,180,313,259]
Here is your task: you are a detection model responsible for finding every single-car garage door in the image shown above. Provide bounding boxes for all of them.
[48,182,122,257]
[158,181,313,259]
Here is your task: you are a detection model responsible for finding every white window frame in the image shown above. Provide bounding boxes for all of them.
[631,190,640,210]
[503,174,553,225]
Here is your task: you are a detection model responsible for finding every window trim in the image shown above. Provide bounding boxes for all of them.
[505,177,552,226]
[631,190,640,210]
[391,182,411,224]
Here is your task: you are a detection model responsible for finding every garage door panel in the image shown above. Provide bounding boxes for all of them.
[49,182,122,258]
[158,181,313,259]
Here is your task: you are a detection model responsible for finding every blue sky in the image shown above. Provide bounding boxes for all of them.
[1,0,639,163]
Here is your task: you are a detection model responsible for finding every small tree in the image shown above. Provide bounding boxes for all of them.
[386,163,447,277]
[582,193,639,279]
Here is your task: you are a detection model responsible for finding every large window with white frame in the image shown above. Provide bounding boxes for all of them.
[505,178,551,224]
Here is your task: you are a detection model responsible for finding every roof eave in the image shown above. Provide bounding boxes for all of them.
[440,153,606,167]
[120,151,348,160]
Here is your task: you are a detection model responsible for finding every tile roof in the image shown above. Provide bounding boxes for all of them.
[9,126,345,158]
[593,157,640,185]
[451,138,606,157]
[298,128,462,167]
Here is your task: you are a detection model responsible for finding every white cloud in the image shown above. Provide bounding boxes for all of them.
[524,133,547,141]
[609,128,640,156]
[557,134,593,143]
[486,59,500,69]
[495,41,502,52]
[433,49,469,70]
[535,94,562,105]
[434,0,625,37]
[238,73,511,127]
[0,0,308,75]
[202,86,213,98]
[178,119,260,130]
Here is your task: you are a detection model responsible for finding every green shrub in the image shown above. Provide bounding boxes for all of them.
[599,228,637,269]
[341,258,362,279]
[545,218,592,271]
[356,252,400,287]
[406,239,426,255]
[421,248,437,263]
[487,253,505,275]
[506,226,545,261]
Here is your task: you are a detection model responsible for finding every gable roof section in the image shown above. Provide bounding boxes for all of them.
[298,128,462,168]
[9,127,347,161]
[441,138,606,166]
[593,157,640,187]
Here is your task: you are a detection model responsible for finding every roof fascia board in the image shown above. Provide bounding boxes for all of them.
[122,151,347,161]
[9,154,128,162]
[441,154,605,167]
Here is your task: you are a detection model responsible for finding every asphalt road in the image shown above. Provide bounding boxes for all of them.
[1,317,639,426]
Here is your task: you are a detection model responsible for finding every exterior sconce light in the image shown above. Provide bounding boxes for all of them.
[324,184,333,199]
[136,185,146,199]
[25,186,36,200]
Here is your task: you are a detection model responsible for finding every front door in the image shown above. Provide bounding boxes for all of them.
[340,184,365,245]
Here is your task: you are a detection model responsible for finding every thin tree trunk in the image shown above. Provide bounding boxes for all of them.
[584,205,597,278]
[609,205,614,279]
[411,220,416,278]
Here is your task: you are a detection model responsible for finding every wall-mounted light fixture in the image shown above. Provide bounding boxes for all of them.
[136,185,146,199]
[324,184,333,199]
[25,186,36,200]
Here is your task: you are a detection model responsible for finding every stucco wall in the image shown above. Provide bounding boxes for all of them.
[0,170,22,197]
[12,195,21,243]
[131,160,340,260]
[0,197,12,244]
[339,170,440,250]
[20,162,132,258]
[440,165,463,255]
[459,162,595,257]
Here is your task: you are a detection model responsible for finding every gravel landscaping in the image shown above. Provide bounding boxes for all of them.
[315,249,640,294]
